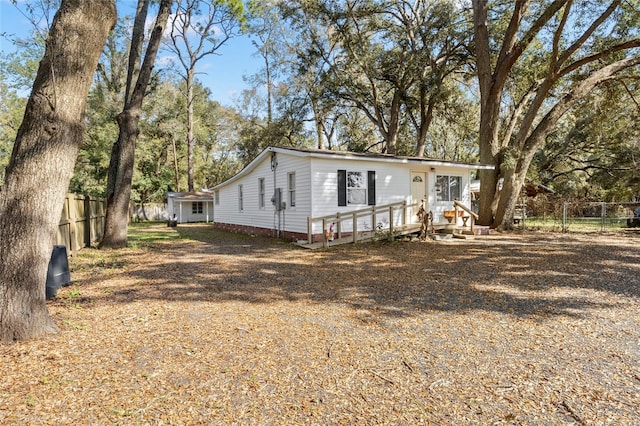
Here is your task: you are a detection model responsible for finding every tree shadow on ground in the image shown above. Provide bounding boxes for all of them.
[63,225,640,320]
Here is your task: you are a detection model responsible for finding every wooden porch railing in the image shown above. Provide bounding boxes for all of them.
[453,199,478,232]
[307,201,419,248]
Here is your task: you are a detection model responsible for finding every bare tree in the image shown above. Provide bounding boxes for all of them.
[0,0,116,342]
[167,0,244,192]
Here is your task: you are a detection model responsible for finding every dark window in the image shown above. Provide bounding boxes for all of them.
[367,171,376,206]
[338,170,347,206]
[288,172,296,207]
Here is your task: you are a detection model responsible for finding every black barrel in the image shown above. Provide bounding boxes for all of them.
[45,245,71,299]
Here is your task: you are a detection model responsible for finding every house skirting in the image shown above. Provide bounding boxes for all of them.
[213,222,307,242]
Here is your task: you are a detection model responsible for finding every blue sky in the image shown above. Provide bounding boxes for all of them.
[0,0,262,107]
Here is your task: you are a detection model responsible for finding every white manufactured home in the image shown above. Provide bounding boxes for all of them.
[211,147,494,243]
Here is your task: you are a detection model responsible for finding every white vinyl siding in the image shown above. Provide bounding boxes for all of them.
[213,153,311,234]
[212,148,474,236]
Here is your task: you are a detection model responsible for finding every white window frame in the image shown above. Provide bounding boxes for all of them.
[258,178,265,209]
[436,175,462,202]
[214,190,220,205]
[347,171,367,205]
[288,172,296,208]
[192,201,203,214]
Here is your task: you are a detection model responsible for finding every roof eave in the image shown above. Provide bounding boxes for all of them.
[211,146,495,190]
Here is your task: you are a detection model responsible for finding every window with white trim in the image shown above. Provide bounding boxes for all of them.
[258,178,265,209]
[347,171,366,204]
[436,175,461,202]
[214,190,220,205]
[338,170,376,206]
[288,172,296,207]
[192,201,203,214]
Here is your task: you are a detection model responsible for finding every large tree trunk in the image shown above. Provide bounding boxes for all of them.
[472,0,568,227]
[493,166,525,229]
[493,56,640,229]
[100,0,173,248]
[0,0,116,342]
[172,135,180,191]
[413,86,435,158]
[472,0,505,226]
[471,1,637,229]
[384,91,402,155]
[101,111,139,247]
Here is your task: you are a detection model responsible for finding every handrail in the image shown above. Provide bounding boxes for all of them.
[307,201,419,247]
[310,200,412,222]
[453,199,478,220]
[453,199,477,232]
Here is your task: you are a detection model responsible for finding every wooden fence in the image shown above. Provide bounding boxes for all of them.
[132,203,168,221]
[56,193,106,256]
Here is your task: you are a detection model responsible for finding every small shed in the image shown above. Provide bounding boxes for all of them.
[167,191,214,224]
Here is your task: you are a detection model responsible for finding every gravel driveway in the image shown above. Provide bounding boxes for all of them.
[1,224,639,425]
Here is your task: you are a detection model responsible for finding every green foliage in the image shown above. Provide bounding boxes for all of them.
[4,0,638,210]
[138,79,188,194]
[69,16,129,197]
[278,0,474,156]
[190,81,246,188]
[0,79,26,184]
[531,80,640,201]
[0,3,49,184]
[69,84,120,197]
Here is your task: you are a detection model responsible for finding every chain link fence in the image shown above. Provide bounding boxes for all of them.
[514,197,640,233]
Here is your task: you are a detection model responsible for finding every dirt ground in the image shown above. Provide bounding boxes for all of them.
[1,224,639,425]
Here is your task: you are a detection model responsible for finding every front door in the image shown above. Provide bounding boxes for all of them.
[410,171,428,223]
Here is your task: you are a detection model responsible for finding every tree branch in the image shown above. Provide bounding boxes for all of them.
[524,56,640,154]
[558,39,640,79]
[550,0,572,69]
[557,0,620,68]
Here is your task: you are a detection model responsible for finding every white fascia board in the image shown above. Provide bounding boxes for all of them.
[211,147,276,190]
[211,146,494,190]
[302,150,494,170]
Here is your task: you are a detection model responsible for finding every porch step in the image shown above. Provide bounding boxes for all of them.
[453,232,474,240]
[471,225,492,236]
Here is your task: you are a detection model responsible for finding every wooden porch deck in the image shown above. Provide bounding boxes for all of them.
[297,200,485,249]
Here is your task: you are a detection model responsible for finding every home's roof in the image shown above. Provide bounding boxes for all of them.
[168,191,213,201]
[213,146,495,190]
